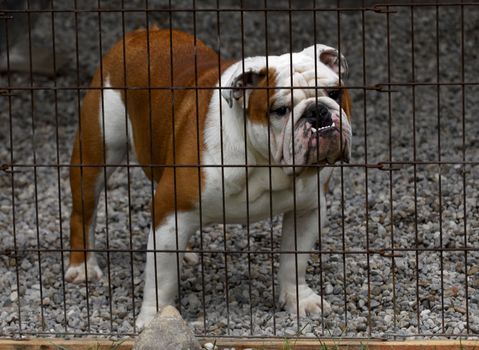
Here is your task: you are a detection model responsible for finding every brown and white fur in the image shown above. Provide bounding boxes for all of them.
[65,27,352,329]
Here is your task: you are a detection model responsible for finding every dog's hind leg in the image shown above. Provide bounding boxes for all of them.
[66,77,128,283]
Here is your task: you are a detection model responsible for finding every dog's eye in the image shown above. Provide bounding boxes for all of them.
[270,106,289,117]
[327,89,341,101]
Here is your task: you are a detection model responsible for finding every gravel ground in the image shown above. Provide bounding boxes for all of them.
[1,0,478,340]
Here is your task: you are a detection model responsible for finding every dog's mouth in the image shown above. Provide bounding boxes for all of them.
[310,122,336,135]
[309,122,337,152]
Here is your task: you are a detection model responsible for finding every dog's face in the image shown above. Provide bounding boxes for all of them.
[222,44,352,175]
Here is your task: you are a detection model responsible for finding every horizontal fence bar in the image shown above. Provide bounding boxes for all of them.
[1,83,478,93]
[1,3,478,15]
[208,338,479,350]
[1,161,478,173]
[3,247,479,255]
[0,338,134,350]
[371,2,479,7]
[1,336,479,347]
[0,8,383,14]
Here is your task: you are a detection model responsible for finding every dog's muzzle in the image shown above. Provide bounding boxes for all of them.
[294,101,351,169]
[301,103,336,136]
[274,98,351,175]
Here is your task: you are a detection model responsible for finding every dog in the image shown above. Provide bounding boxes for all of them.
[65,27,352,329]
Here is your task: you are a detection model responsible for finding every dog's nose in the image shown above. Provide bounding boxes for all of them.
[303,103,333,129]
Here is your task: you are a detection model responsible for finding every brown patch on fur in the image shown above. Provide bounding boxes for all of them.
[247,68,277,125]
[340,88,352,121]
[322,86,352,194]
[69,28,235,267]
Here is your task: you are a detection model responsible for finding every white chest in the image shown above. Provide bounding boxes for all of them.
[201,165,329,224]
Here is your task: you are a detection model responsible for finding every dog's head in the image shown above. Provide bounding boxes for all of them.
[222,44,352,175]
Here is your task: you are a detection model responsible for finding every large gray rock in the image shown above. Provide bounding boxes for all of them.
[133,306,201,350]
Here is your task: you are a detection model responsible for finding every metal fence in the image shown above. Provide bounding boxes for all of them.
[0,0,478,342]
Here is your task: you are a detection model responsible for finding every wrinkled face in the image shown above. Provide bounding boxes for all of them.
[224,45,352,175]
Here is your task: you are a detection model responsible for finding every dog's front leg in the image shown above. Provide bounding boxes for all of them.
[278,207,331,317]
[136,211,198,329]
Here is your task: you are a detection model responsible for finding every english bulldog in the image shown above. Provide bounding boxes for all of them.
[65,27,352,329]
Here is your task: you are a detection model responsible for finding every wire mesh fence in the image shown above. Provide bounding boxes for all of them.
[0,0,478,342]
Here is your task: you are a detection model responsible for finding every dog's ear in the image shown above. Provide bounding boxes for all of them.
[302,44,348,77]
[320,49,348,77]
[222,58,267,108]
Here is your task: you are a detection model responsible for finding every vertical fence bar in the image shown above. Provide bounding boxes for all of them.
[238,0,254,335]
[49,0,69,334]
[4,7,23,336]
[72,0,92,332]
[312,0,326,336]
[336,0,348,332]
[191,0,208,335]
[95,0,115,333]
[286,0,300,332]
[460,2,470,336]
[385,0,398,337]
[25,0,46,332]
[215,0,231,335]
[410,2,421,336]
[435,2,445,333]
[167,0,182,321]
[263,0,277,335]
[119,0,137,331]
[361,0,372,337]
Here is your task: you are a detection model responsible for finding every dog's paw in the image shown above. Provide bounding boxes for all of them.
[65,255,103,283]
[136,306,157,331]
[183,251,199,266]
[279,284,331,317]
